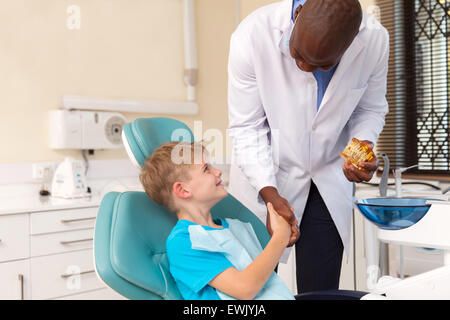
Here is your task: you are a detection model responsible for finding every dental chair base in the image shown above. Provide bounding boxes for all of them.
[295,290,368,300]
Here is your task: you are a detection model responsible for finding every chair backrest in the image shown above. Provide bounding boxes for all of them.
[122,117,194,168]
[94,117,270,300]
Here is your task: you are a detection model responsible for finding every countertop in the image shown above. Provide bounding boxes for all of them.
[0,193,104,215]
[0,177,143,216]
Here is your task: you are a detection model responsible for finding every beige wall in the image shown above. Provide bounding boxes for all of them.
[0,0,236,163]
[240,0,278,18]
[0,0,375,164]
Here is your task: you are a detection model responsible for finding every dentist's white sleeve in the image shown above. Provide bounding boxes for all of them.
[227,30,277,202]
[348,29,390,145]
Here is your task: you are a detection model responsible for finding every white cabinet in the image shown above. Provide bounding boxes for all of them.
[0,214,29,262]
[31,249,104,299]
[30,207,97,235]
[31,228,94,257]
[0,205,125,300]
[54,287,126,300]
[0,260,30,300]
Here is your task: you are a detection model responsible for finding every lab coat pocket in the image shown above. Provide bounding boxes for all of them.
[276,167,290,195]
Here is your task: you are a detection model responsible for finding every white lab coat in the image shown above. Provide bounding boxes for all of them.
[227,0,389,261]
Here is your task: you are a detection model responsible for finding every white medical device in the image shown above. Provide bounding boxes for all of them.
[49,110,126,150]
[51,157,90,199]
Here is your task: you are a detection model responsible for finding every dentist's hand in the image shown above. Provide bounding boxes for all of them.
[267,202,291,246]
[260,187,300,247]
[342,140,379,183]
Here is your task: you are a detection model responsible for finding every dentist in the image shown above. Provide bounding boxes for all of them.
[227,0,389,293]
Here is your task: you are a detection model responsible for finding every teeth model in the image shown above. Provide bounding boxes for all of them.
[340,138,374,170]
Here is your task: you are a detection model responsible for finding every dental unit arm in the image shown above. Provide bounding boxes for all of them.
[394,164,419,198]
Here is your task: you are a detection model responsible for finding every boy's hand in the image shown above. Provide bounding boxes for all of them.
[267,202,292,246]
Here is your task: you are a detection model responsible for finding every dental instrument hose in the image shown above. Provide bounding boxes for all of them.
[81,150,92,194]
[81,149,89,176]
[361,181,442,191]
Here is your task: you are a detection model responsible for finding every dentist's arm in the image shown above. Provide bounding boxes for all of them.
[227,30,276,200]
[208,203,292,300]
[227,30,299,245]
[344,28,389,183]
[347,28,389,153]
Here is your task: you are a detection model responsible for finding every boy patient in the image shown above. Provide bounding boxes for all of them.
[140,141,294,300]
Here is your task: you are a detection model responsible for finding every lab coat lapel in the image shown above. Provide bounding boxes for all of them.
[278,22,294,59]
[276,0,294,58]
[315,17,367,120]
[316,35,365,116]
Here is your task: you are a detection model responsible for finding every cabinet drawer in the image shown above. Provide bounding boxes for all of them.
[54,288,126,300]
[0,214,30,262]
[31,229,94,257]
[30,249,104,300]
[0,260,30,300]
[30,207,97,235]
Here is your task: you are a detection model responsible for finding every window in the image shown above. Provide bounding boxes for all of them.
[375,0,450,178]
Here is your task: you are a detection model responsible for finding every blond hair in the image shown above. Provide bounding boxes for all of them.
[140,141,206,213]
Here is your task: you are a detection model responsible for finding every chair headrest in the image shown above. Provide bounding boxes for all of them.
[122,117,194,168]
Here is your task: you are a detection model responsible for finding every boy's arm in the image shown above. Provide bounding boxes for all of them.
[209,203,291,300]
[209,233,288,300]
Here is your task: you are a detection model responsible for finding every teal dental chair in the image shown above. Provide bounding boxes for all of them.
[93,117,271,300]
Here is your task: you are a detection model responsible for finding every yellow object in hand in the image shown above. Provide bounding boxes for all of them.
[340,138,374,171]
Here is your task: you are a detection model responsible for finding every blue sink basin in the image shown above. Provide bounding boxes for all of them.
[355,198,441,230]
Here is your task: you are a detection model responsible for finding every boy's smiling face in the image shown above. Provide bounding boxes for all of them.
[176,154,228,207]
[187,159,228,204]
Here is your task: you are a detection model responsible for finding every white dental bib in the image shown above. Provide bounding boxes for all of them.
[188,218,294,300]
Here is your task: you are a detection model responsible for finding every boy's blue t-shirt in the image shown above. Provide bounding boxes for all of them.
[167,218,295,300]
[166,218,234,300]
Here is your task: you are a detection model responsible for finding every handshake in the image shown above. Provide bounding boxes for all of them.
[260,186,299,247]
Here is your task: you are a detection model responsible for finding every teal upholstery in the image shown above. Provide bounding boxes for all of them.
[123,117,194,167]
[94,192,163,299]
[94,117,271,300]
